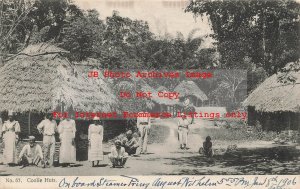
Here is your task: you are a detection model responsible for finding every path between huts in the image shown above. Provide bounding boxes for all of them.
[1,119,299,176]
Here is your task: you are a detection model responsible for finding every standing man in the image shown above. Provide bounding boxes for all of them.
[179,98,196,148]
[178,113,190,149]
[137,112,151,154]
[37,113,57,167]
[182,98,195,124]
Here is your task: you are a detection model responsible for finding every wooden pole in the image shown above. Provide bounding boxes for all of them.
[28,111,31,135]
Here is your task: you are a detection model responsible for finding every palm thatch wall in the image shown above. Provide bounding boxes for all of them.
[243,62,300,131]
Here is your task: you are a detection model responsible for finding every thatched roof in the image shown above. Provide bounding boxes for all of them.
[0,43,118,112]
[20,43,69,55]
[174,80,208,101]
[73,58,101,70]
[243,66,300,112]
[114,78,178,106]
[139,80,178,106]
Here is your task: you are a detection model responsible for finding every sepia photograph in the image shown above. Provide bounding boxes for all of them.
[0,0,299,188]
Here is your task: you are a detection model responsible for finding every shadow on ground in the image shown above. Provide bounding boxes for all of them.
[154,146,300,175]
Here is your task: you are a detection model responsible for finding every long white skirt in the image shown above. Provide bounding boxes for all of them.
[88,133,103,161]
[3,131,17,164]
[59,130,76,163]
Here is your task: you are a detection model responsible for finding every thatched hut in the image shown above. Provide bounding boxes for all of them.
[114,78,178,116]
[155,85,178,116]
[0,43,120,139]
[243,63,300,131]
[174,80,208,106]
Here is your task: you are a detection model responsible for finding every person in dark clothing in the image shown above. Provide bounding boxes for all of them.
[203,136,213,157]
[122,130,139,155]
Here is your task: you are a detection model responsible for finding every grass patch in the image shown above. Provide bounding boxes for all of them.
[148,124,170,144]
[192,127,277,141]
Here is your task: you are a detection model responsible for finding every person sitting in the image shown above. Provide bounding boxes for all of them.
[122,130,139,155]
[108,140,128,168]
[18,136,43,168]
[203,136,213,158]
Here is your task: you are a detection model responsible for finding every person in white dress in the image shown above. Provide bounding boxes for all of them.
[37,113,57,167]
[88,116,104,167]
[2,110,20,166]
[58,116,76,166]
[137,112,151,154]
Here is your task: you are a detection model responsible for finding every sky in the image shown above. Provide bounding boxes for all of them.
[73,0,214,46]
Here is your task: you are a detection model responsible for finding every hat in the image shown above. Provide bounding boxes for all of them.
[8,110,14,116]
[126,130,133,135]
[115,140,121,145]
[28,136,35,140]
[93,116,100,121]
[181,113,186,117]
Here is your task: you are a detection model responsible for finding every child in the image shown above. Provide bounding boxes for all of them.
[203,136,213,157]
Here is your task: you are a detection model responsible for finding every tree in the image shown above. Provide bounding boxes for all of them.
[60,9,104,61]
[28,0,70,40]
[102,11,154,69]
[186,0,300,75]
[0,0,35,58]
[210,70,247,109]
[0,0,83,63]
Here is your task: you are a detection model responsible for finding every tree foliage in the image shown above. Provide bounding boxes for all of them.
[186,0,300,75]
[0,0,34,56]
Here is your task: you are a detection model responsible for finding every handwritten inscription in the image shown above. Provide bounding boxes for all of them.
[58,176,297,189]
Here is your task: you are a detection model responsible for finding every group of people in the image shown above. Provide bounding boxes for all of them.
[1,101,214,169]
[1,111,78,168]
[108,113,151,168]
[0,110,152,168]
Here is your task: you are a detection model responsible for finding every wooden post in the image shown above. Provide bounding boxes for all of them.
[28,111,31,135]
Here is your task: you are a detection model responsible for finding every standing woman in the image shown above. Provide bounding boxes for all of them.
[58,116,76,167]
[88,117,104,167]
[2,111,20,166]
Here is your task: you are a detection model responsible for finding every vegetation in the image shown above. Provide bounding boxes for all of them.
[1,0,299,107]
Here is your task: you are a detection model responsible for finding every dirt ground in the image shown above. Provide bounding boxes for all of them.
[0,118,299,176]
